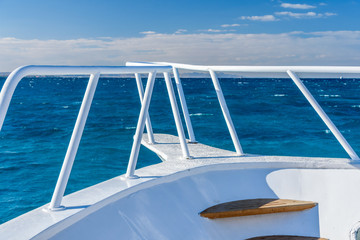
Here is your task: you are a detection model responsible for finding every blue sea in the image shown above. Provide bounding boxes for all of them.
[0,75,359,224]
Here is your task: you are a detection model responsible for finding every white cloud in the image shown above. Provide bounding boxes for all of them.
[174,29,187,34]
[281,3,316,9]
[201,29,229,33]
[276,11,316,18]
[1,31,360,71]
[207,29,223,33]
[140,31,156,35]
[240,15,277,21]
[275,11,337,18]
[221,24,241,28]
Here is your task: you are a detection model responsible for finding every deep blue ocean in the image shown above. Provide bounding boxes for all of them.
[0,75,359,224]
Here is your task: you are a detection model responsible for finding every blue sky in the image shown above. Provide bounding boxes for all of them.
[0,0,360,71]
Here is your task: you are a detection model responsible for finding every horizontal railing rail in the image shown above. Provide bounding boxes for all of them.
[0,65,172,130]
[127,61,360,161]
[0,65,175,211]
[127,61,360,78]
[2,62,359,212]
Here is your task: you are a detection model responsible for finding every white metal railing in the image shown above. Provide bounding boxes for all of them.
[208,69,243,155]
[0,65,181,210]
[2,62,360,211]
[126,61,360,161]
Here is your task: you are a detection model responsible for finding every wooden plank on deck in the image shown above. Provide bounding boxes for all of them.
[200,198,317,219]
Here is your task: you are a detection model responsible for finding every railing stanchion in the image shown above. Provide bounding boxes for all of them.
[49,72,100,210]
[173,67,197,143]
[287,70,359,160]
[209,69,244,155]
[164,72,191,159]
[135,73,155,144]
[125,71,157,178]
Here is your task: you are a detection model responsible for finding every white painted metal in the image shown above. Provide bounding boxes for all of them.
[0,65,172,131]
[209,70,244,155]
[135,73,155,144]
[127,61,360,78]
[127,61,359,161]
[125,71,157,178]
[287,70,359,161]
[172,67,196,143]
[0,65,173,210]
[163,62,360,74]
[163,72,191,159]
[2,63,360,240]
[49,73,100,210]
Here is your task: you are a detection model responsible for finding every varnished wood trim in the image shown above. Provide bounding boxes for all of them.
[200,198,317,219]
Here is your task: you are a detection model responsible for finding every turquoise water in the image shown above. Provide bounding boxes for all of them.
[0,76,359,224]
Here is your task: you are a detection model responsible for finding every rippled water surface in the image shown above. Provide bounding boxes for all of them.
[0,75,359,223]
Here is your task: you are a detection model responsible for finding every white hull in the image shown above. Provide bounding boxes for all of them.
[1,63,360,239]
[1,134,359,239]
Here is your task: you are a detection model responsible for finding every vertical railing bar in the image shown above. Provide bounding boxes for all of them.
[164,72,191,159]
[125,71,157,178]
[209,69,244,155]
[135,73,155,144]
[287,70,359,160]
[49,72,100,210]
[172,67,197,143]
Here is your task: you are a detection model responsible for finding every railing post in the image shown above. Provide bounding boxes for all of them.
[287,70,359,160]
[163,72,191,159]
[172,67,197,143]
[0,67,28,130]
[49,72,100,210]
[125,71,157,178]
[135,73,155,144]
[209,69,244,155]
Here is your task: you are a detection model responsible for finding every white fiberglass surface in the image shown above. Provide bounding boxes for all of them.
[36,166,332,240]
[267,169,360,240]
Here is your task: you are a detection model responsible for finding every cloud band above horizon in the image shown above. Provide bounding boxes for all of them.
[1,31,360,72]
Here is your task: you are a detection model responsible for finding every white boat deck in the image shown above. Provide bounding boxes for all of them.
[0,134,358,240]
[140,133,355,172]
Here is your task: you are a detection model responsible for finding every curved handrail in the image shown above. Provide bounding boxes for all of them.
[127,61,360,78]
[0,65,172,130]
[127,61,360,161]
[0,65,173,210]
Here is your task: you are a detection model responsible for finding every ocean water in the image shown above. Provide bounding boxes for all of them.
[0,75,359,224]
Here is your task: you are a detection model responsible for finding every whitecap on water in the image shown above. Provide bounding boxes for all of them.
[273,94,286,97]
[237,82,249,85]
[1,151,19,154]
[319,94,341,98]
[189,113,214,116]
